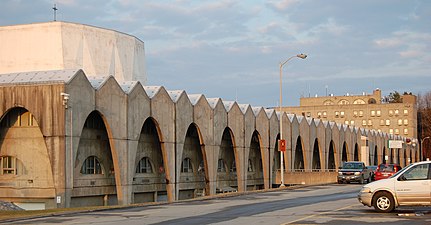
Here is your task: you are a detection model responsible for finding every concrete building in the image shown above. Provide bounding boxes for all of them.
[0,21,147,84]
[0,22,420,210]
[283,89,418,140]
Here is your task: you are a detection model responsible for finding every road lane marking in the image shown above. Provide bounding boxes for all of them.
[280,204,357,225]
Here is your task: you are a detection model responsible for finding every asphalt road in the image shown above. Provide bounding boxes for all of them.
[4,184,431,224]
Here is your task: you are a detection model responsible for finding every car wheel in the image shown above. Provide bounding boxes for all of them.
[373,192,395,213]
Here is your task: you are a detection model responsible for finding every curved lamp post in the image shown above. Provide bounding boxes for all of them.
[279,53,307,187]
[421,136,430,161]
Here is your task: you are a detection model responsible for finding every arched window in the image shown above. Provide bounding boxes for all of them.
[338,99,350,105]
[181,158,193,173]
[368,98,376,104]
[231,160,237,172]
[323,100,334,105]
[0,156,17,175]
[353,99,366,104]
[81,156,103,174]
[136,157,153,173]
[217,159,226,172]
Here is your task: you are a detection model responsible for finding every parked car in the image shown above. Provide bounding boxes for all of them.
[358,161,431,213]
[337,161,372,184]
[366,165,378,181]
[374,163,402,181]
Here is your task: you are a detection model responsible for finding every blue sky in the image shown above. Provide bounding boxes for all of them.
[1,0,430,106]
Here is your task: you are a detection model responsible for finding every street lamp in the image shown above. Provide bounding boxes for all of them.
[421,136,430,161]
[279,53,307,187]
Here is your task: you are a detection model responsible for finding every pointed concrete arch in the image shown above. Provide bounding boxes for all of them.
[133,117,167,203]
[312,138,321,170]
[354,143,359,161]
[342,142,348,163]
[272,133,281,187]
[216,127,238,193]
[247,130,264,190]
[178,123,208,200]
[294,136,305,170]
[72,110,119,207]
[0,107,56,207]
[328,140,336,170]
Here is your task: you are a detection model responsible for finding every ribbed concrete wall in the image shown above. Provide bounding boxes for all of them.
[0,70,419,209]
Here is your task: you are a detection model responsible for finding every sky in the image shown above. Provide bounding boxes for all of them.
[0,0,430,107]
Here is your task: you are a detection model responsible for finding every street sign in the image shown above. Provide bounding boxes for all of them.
[279,139,286,152]
[388,140,403,148]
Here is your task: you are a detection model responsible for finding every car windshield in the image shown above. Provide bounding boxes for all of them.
[390,163,413,178]
[378,164,395,172]
[343,162,363,169]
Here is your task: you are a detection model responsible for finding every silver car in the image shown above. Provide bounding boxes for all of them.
[358,161,431,213]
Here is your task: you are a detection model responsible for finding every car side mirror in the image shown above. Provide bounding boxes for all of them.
[398,175,407,181]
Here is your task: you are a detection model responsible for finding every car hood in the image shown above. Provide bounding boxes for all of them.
[364,177,395,191]
[339,169,362,172]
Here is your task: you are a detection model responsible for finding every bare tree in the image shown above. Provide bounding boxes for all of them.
[418,91,431,160]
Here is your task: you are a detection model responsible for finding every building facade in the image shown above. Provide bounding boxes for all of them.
[0,22,420,210]
[283,89,418,140]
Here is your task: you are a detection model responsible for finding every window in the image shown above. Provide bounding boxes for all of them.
[340,111,345,118]
[0,109,37,128]
[198,160,205,172]
[181,158,193,173]
[404,119,408,125]
[1,156,16,175]
[394,109,399,115]
[354,111,358,117]
[338,99,349,105]
[217,159,226,172]
[81,156,103,174]
[350,120,354,125]
[344,121,349,125]
[306,112,311,117]
[359,110,364,117]
[395,129,399,135]
[362,120,367,126]
[136,157,153,173]
[323,100,334,105]
[404,109,408,115]
[402,164,429,180]
[371,110,376,117]
[398,119,403,125]
[389,129,393,134]
[353,99,366,104]
[368,120,372,126]
[335,111,339,118]
[323,111,327,118]
[386,120,390,126]
[317,112,322,118]
[380,120,384,126]
[404,128,408,135]
[376,110,381,117]
[248,159,253,172]
[389,110,393,116]
[231,161,237,172]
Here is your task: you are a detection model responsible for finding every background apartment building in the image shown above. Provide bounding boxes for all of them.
[282,89,418,140]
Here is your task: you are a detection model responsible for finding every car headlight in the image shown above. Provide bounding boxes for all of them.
[338,172,342,175]
[354,172,360,176]
[360,187,371,193]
